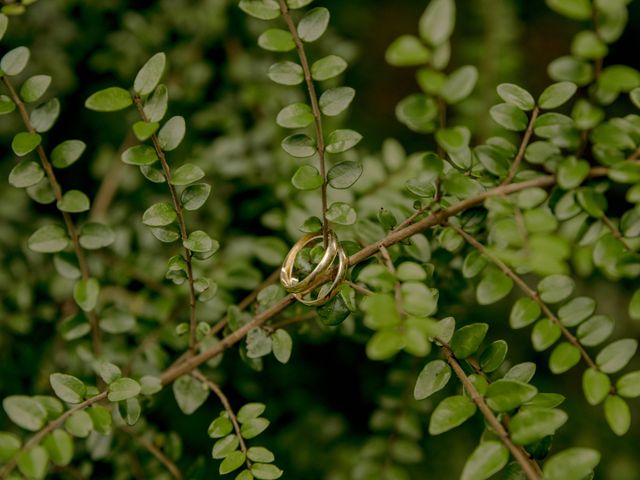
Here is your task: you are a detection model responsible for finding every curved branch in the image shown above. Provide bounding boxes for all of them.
[2,76,102,355]
[501,106,540,186]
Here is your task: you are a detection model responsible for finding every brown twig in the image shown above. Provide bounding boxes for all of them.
[132,96,199,354]
[439,341,543,480]
[192,371,248,457]
[2,76,102,356]
[501,106,540,185]
[124,429,183,480]
[601,215,633,251]
[449,223,598,370]
[277,0,329,247]
[0,392,108,477]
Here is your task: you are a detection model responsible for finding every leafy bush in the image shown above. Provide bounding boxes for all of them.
[1,0,640,479]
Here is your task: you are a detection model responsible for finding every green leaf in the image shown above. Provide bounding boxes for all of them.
[140,375,162,396]
[496,83,535,111]
[268,61,303,85]
[79,222,115,250]
[51,140,86,169]
[43,429,73,466]
[85,87,132,112]
[212,434,239,459]
[16,445,48,480]
[436,126,470,152]
[327,161,362,189]
[20,75,51,103]
[441,66,478,104]
[0,13,7,41]
[577,314,613,346]
[476,270,513,305]
[599,65,640,94]
[173,375,209,414]
[50,373,86,404]
[220,451,246,475]
[617,371,640,398]
[549,56,593,87]
[241,417,270,439]
[549,342,581,374]
[64,410,92,437]
[596,338,637,374]
[106,377,140,402]
[142,202,177,227]
[319,87,355,116]
[298,7,329,43]
[490,103,528,131]
[385,35,431,67]
[485,380,538,412]
[531,318,561,351]
[396,93,438,133]
[183,230,219,254]
[631,88,640,109]
[272,329,293,364]
[158,115,185,151]
[428,395,476,435]
[582,368,611,405]
[557,156,589,190]
[258,29,295,52]
[538,82,577,109]
[326,202,356,225]
[133,120,159,141]
[251,463,283,479]
[366,329,405,360]
[209,415,233,438]
[171,163,205,186]
[544,448,600,480]
[11,131,41,156]
[181,183,211,210]
[2,396,47,431]
[28,225,69,253]
[121,145,158,166]
[572,30,608,60]
[287,0,313,8]
[479,340,508,373]
[238,403,266,424]
[537,274,574,303]
[73,278,99,312]
[510,408,568,446]
[450,323,488,359]
[57,190,90,213]
[504,362,536,383]
[545,0,591,20]
[247,447,275,463]
[0,432,21,462]
[276,103,314,129]
[97,361,122,384]
[134,52,166,96]
[419,0,455,46]
[291,165,323,190]
[414,360,451,400]
[401,282,438,317]
[604,395,630,436]
[9,160,44,188]
[30,98,60,132]
[239,0,280,20]
[510,298,541,329]
[311,55,347,81]
[0,46,30,76]
[281,134,315,158]
[144,84,168,122]
[460,441,509,480]
[325,129,362,153]
[0,94,16,115]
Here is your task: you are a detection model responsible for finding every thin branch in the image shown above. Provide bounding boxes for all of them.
[264,311,316,332]
[125,429,183,480]
[601,215,633,251]
[394,200,439,232]
[501,106,540,186]
[380,245,404,316]
[449,223,598,370]
[132,96,199,354]
[439,341,542,480]
[0,392,108,477]
[345,280,374,296]
[192,371,248,456]
[2,76,102,356]
[277,0,329,247]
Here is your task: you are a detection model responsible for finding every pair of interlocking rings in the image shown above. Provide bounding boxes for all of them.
[280,230,348,306]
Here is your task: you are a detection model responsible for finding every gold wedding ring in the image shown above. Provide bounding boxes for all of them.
[280,229,348,306]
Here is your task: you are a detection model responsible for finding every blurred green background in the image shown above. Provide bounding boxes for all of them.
[1,0,639,478]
